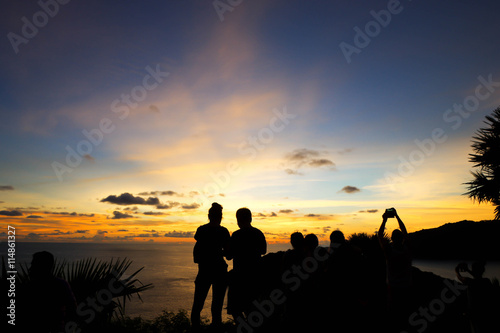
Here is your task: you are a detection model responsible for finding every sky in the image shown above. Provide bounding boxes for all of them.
[0,0,499,244]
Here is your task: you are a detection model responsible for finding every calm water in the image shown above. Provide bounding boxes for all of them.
[3,242,290,320]
[3,242,499,320]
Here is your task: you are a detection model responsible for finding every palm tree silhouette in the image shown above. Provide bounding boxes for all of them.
[465,106,500,220]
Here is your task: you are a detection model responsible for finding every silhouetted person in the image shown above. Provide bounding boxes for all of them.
[326,230,363,332]
[226,207,267,321]
[302,233,325,331]
[378,208,413,331]
[304,233,319,256]
[282,232,305,271]
[20,251,76,333]
[191,202,230,331]
[455,261,498,333]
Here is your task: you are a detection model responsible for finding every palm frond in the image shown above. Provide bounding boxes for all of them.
[465,106,500,220]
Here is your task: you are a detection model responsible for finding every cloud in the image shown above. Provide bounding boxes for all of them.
[164,230,194,238]
[25,233,42,241]
[305,213,320,217]
[308,159,335,168]
[339,186,361,194]
[279,209,294,214]
[254,212,278,218]
[100,192,160,205]
[97,230,108,235]
[83,154,95,162]
[27,215,43,218]
[283,149,335,175]
[359,209,378,213]
[181,203,200,210]
[0,210,22,216]
[137,233,161,238]
[149,104,160,113]
[156,201,180,209]
[76,230,89,233]
[143,211,165,216]
[0,186,14,191]
[138,190,182,197]
[43,211,93,217]
[285,169,303,175]
[338,148,353,155]
[286,148,321,162]
[110,211,133,219]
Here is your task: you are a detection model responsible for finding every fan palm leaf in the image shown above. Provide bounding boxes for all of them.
[464,106,500,220]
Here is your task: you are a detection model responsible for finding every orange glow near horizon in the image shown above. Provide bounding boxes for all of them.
[2,199,495,245]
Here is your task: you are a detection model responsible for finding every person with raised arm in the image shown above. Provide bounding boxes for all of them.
[378,208,413,330]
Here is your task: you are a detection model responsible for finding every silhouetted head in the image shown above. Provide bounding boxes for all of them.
[208,202,223,225]
[470,261,485,279]
[391,229,404,246]
[30,251,54,280]
[236,207,252,228]
[290,232,304,250]
[329,230,345,244]
[305,233,319,250]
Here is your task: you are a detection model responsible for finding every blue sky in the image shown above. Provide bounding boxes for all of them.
[1,0,499,242]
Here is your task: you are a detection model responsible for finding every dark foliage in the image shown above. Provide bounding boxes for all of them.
[465,106,500,219]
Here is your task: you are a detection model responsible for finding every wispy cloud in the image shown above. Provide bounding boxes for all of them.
[83,154,95,162]
[0,210,22,216]
[282,148,336,175]
[359,209,378,213]
[181,203,200,210]
[0,185,14,191]
[156,201,180,210]
[143,211,165,216]
[110,211,133,219]
[164,230,194,238]
[138,190,183,197]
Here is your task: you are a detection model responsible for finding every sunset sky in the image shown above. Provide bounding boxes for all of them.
[1,0,499,243]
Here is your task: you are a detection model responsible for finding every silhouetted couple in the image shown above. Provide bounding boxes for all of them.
[191,203,266,330]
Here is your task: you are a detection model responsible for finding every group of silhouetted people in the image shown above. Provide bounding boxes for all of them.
[9,204,498,333]
[191,205,500,333]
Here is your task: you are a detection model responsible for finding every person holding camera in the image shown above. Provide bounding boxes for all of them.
[378,208,413,329]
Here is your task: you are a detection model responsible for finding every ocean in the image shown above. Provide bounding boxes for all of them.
[4,242,500,321]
